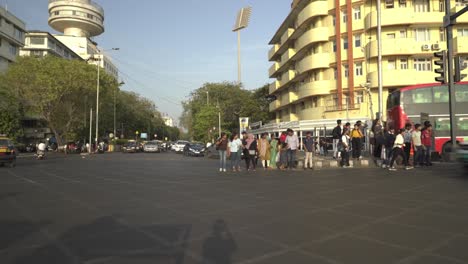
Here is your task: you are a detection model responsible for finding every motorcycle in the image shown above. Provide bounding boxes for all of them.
[97,142,105,154]
[36,150,46,160]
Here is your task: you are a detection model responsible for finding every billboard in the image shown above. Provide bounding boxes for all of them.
[239,117,249,133]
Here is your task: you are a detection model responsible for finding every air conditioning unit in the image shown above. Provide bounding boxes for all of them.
[421,44,430,51]
[432,43,441,50]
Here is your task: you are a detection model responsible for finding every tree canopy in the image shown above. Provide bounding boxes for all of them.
[180,82,273,142]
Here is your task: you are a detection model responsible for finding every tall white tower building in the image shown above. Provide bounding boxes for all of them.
[48,0,104,38]
[47,0,118,79]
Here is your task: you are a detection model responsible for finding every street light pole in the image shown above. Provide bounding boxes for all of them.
[377,0,383,119]
[237,30,242,84]
[95,59,100,145]
[233,6,252,86]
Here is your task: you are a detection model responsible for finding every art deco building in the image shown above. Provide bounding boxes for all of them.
[0,6,25,72]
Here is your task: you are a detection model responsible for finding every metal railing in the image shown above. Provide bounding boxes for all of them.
[49,0,104,14]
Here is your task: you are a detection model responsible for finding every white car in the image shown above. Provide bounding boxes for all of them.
[173,140,189,153]
[143,142,160,153]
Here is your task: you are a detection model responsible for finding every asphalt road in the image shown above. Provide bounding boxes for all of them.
[0,152,467,264]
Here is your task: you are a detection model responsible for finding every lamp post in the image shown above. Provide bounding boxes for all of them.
[92,47,119,148]
[232,6,252,85]
[115,81,125,139]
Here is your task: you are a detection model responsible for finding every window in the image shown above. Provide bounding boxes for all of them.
[385,0,394,8]
[343,37,348,49]
[457,28,468,37]
[332,15,336,26]
[33,50,43,57]
[439,0,445,11]
[440,27,446,41]
[8,44,17,56]
[13,27,23,40]
[400,30,407,38]
[355,91,364,104]
[415,28,430,42]
[456,0,468,6]
[387,33,396,39]
[388,59,396,70]
[354,34,361,47]
[353,6,361,20]
[433,85,449,103]
[332,40,337,52]
[312,97,319,108]
[400,58,408,69]
[412,88,433,103]
[414,0,430,12]
[333,67,338,80]
[344,64,349,78]
[30,37,45,45]
[456,85,468,102]
[355,62,363,76]
[342,10,347,23]
[87,14,94,19]
[414,58,432,71]
[399,0,407,7]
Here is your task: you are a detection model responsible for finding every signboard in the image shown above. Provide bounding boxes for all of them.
[250,121,262,130]
[140,133,148,139]
[239,117,249,133]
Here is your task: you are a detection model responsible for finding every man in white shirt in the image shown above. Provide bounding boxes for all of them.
[285,128,299,170]
[411,124,423,167]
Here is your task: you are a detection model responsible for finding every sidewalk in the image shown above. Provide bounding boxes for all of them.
[297,151,373,169]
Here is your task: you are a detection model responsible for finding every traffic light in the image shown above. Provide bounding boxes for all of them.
[434,51,447,84]
[454,56,467,82]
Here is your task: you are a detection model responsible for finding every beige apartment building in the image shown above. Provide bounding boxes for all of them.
[0,6,25,72]
[20,31,83,60]
[268,0,468,125]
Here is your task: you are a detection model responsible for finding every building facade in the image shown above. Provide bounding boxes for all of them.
[48,0,118,79]
[20,31,83,60]
[268,0,468,125]
[0,6,26,72]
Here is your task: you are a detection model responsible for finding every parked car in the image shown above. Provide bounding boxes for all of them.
[173,140,189,153]
[457,141,468,167]
[143,141,160,153]
[122,142,139,153]
[0,136,17,168]
[183,142,206,157]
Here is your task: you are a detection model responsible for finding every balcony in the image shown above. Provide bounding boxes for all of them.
[269,62,280,78]
[279,70,296,88]
[280,48,296,67]
[280,28,295,47]
[270,100,280,112]
[365,39,444,58]
[454,36,468,53]
[367,69,437,88]
[296,53,330,74]
[298,81,334,100]
[268,44,280,61]
[269,81,280,94]
[296,27,329,53]
[297,1,328,28]
[364,9,444,30]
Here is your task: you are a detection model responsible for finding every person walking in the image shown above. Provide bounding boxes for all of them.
[303,131,314,169]
[372,119,384,159]
[285,128,299,170]
[351,124,364,159]
[244,134,258,171]
[216,132,229,172]
[340,129,351,168]
[278,131,288,170]
[332,119,342,159]
[412,124,424,167]
[421,123,433,166]
[403,123,413,166]
[229,133,242,172]
[257,133,271,170]
[388,129,414,171]
[269,136,279,169]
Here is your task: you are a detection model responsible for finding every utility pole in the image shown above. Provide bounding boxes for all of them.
[95,56,100,147]
[443,1,468,153]
[377,0,383,119]
[89,108,93,153]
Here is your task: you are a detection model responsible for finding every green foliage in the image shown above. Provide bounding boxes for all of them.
[0,83,23,140]
[180,82,274,142]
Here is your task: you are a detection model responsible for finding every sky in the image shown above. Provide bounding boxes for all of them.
[5,0,291,124]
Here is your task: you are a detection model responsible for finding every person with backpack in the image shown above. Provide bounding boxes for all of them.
[388,129,414,171]
[332,119,342,159]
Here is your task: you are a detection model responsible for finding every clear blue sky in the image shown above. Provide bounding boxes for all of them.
[6,0,291,124]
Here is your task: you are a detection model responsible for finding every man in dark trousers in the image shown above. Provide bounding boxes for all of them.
[332,119,342,159]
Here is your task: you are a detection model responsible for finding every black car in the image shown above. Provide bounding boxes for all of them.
[122,142,138,153]
[183,143,206,157]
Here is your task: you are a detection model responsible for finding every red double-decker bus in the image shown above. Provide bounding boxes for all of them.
[387,82,468,156]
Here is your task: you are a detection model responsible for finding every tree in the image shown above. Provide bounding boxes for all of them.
[180,82,274,142]
[0,56,117,146]
[0,84,23,140]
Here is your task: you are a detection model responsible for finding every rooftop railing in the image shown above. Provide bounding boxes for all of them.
[49,0,104,14]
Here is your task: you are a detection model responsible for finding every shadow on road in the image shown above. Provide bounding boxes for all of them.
[14,216,192,264]
[202,219,237,264]
[0,220,50,251]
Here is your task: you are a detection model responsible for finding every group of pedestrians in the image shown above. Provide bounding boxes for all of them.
[372,119,433,171]
[332,119,366,168]
[215,129,304,172]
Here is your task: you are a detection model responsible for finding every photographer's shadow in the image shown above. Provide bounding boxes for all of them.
[201,219,237,264]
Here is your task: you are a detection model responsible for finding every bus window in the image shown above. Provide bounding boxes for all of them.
[412,88,433,103]
[435,118,451,131]
[458,117,468,130]
[433,85,449,103]
[401,90,412,105]
[387,91,400,109]
[455,84,468,102]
